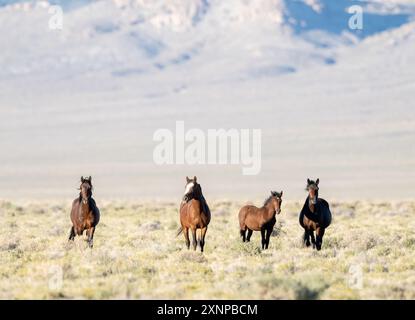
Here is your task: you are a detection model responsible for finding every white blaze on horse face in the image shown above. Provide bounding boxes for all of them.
[184,182,194,196]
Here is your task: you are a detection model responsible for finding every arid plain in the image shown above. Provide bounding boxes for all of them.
[1,199,414,299]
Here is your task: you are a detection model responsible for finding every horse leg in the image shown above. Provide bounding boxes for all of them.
[200,227,207,252]
[87,227,95,248]
[246,229,253,242]
[183,227,190,249]
[265,228,272,249]
[309,230,316,249]
[261,228,266,250]
[240,226,247,242]
[303,229,311,247]
[191,228,197,251]
[316,227,325,251]
[68,226,75,241]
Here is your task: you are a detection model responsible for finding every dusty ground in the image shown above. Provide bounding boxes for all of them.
[0,199,414,299]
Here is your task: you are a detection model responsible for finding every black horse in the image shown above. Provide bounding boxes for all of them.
[299,178,331,250]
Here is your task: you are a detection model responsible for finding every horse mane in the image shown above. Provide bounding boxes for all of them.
[302,197,310,212]
[263,195,273,206]
[182,183,210,215]
[188,183,202,200]
[263,191,281,206]
[199,193,210,216]
[193,184,210,215]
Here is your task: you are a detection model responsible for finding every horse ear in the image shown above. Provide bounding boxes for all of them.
[270,191,274,196]
[307,178,311,185]
[186,176,190,183]
[193,176,197,182]
[88,176,92,182]
[316,178,319,185]
[81,176,84,182]
[280,191,283,197]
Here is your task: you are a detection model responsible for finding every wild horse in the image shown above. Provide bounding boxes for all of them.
[68,176,100,248]
[239,191,283,249]
[299,178,331,251]
[178,176,211,252]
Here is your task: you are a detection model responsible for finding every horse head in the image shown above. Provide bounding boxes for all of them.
[306,178,319,205]
[183,176,202,202]
[269,190,283,214]
[79,176,93,204]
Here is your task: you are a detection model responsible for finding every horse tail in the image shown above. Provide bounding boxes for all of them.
[176,227,183,237]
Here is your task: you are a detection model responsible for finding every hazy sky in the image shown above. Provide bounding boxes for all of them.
[0,0,414,200]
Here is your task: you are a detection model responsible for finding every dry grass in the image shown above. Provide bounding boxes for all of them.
[0,199,415,299]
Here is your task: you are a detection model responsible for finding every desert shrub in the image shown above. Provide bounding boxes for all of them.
[320,283,360,299]
[179,251,208,263]
[403,237,415,249]
[324,236,344,249]
[271,220,284,237]
[234,242,262,256]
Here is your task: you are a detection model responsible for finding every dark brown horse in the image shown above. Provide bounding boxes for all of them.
[299,178,331,251]
[177,176,211,252]
[239,191,283,249]
[68,176,100,248]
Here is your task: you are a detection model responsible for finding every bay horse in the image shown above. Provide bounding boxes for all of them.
[299,178,332,251]
[68,176,100,248]
[239,191,283,249]
[177,176,211,252]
